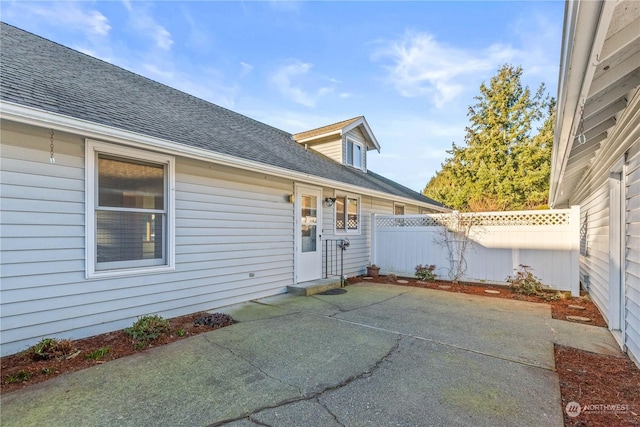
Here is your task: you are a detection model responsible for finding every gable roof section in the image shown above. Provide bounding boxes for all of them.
[0,23,442,209]
[293,116,381,151]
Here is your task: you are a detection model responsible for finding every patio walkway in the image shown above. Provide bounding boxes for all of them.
[1,283,619,426]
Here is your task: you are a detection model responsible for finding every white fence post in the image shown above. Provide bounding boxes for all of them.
[371,213,377,266]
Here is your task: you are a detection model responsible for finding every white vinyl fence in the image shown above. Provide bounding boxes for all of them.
[371,206,580,296]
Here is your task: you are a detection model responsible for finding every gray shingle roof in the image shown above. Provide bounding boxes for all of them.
[0,23,442,208]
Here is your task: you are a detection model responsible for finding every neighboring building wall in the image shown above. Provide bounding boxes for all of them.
[578,183,611,321]
[571,91,640,365]
[0,120,295,356]
[624,147,640,365]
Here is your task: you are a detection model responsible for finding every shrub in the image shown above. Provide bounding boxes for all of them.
[125,315,170,346]
[507,265,545,295]
[194,313,233,328]
[30,338,75,360]
[415,264,437,282]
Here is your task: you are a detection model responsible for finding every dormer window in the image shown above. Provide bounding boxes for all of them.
[346,139,363,169]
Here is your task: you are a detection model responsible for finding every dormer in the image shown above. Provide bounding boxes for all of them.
[293,116,380,172]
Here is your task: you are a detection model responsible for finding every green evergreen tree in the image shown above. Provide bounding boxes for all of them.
[423,64,554,211]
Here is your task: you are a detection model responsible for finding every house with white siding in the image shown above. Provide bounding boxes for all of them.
[0,23,446,356]
[550,0,640,366]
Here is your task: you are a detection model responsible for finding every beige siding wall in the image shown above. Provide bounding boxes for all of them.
[0,120,295,356]
[310,137,342,163]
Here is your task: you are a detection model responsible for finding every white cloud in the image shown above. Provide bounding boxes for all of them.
[123,2,173,51]
[2,1,111,36]
[372,31,519,108]
[240,62,254,78]
[270,60,335,107]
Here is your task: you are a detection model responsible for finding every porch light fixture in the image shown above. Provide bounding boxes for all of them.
[324,197,337,207]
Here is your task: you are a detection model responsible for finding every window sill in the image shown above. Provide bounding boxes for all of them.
[87,265,175,280]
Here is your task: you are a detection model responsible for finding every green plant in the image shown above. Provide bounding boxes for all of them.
[40,367,53,375]
[6,370,32,383]
[85,346,111,360]
[125,315,170,347]
[194,313,234,328]
[177,329,186,337]
[507,265,545,295]
[30,338,75,360]
[415,264,437,282]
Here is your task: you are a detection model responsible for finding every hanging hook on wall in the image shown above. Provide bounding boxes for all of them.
[49,129,55,164]
[575,105,586,145]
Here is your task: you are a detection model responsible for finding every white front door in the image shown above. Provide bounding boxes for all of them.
[296,185,322,283]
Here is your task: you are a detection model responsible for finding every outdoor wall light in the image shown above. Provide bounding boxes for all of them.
[324,197,337,207]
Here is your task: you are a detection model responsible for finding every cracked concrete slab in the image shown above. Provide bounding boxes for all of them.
[319,337,562,427]
[334,284,556,369]
[250,399,344,427]
[2,282,594,426]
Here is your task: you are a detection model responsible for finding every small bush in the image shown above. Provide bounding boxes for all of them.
[194,313,233,328]
[125,315,170,346]
[415,264,437,282]
[507,265,545,295]
[386,273,397,282]
[30,338,75,361]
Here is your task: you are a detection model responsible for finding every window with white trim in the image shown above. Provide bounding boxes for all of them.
[335,194,360,234]
[345,139,363,169]
[394,203,405,226]
[86,140,174,277]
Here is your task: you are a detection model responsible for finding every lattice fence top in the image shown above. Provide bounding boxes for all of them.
[376,210,572,228]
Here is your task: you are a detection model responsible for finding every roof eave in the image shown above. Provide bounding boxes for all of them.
[550,0,616,207]
[1,101,440,209]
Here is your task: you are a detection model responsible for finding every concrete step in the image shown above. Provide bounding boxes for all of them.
[287,278,343,296]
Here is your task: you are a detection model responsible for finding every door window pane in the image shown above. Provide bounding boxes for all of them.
[301,195,317,252]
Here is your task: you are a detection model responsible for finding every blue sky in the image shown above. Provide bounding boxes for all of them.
[1,1,565,192]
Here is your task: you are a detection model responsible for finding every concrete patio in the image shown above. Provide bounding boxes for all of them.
[1,283,620,426]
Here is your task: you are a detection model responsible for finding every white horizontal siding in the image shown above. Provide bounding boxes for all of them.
[0,121,296,356]
[626,148,640,365]
[577,183,611,320]
[319,189,425,278]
